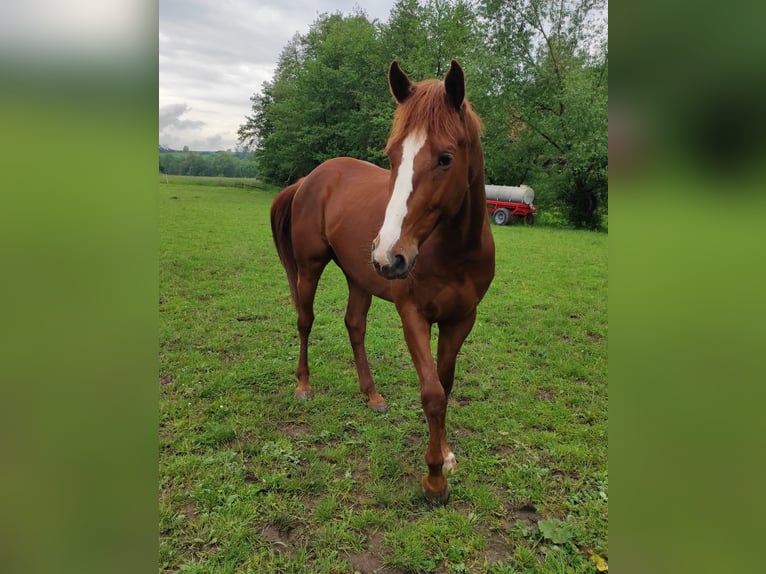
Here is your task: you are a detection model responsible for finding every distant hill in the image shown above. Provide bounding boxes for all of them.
[159,145,237,155]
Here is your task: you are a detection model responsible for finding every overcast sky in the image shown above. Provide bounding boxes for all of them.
[159,0,395,151]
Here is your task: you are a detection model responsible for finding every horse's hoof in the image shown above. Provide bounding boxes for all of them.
[368,401,388,413]
[294,390,313,401]
[421,480,451,505]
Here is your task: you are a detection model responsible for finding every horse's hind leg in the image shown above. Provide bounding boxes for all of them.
[345,281,387,412]
[294,258,328,400]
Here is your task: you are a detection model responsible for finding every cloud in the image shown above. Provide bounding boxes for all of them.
[203,134,224,149]
[159,103,205,132]
[159,0,394,150]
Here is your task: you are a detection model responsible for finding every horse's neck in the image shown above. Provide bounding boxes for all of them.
[425,136,488,259]
[435,159,487,259]
[459,144,488,251]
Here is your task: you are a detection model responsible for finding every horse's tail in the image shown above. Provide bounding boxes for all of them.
[270,179,304,308]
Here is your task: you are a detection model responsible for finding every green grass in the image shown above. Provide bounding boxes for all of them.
[159,176,607,573]
[159,174,268,189]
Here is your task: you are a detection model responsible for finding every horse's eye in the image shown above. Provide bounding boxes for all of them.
[437,153,453,168]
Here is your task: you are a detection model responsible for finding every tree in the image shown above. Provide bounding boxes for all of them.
[239,1,608,227]
[239,3,483,186]
[158,151,258,178]
[239,12,390,185]
[211,151,237,177]
[383,0,479,80]
[476,0,608,228]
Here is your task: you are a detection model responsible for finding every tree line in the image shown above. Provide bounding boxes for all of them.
[159,149,259,178]
[238,0,607,228]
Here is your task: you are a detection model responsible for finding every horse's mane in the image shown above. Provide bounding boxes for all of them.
[385,79,484,153]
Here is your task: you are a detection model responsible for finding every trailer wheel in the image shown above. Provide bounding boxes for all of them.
[525,213,535,225]
[493,208,510,225]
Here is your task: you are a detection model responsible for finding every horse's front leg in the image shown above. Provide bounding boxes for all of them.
[398,304,450,504]
[436,310,477,475]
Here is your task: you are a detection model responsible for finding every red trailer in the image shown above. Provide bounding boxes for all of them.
[485,184,537,225]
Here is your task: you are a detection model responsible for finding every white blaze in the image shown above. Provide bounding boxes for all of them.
[374,129,427,267]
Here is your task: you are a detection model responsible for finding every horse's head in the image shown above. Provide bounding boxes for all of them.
[372,60,482,280]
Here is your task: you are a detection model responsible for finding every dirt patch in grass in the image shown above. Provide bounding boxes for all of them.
[236,314,269,322]
[552,468,581,481]
[183,501,198,521]
[244,470,259,483]
[502,502,543,532]
[215,348,240,362]
[260,525,304,557]
[491,444,516,459]
[367,530,385,552]
[578,412,597,425]
[483,532,514,565]
[348,550,389,573]
[160,372,175,386]
[283,422,311,438]
[300,491,322,513]
[535,389,555,401]
[353,457,371,479]
[512,502,541,525]
[346,530,401,574]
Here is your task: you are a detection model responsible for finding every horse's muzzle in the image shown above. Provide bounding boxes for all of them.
[371,250,412,280]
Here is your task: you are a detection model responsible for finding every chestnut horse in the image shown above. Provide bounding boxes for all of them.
[270,60,495,503]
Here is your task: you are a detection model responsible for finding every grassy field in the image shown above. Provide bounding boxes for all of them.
[159,177,608,573]
[159,174,268,189]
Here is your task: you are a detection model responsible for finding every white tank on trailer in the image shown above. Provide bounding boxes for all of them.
[485,184,535,205]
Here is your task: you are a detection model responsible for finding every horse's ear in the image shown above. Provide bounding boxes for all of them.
[444,60,465,110]
[389,61,414,104]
